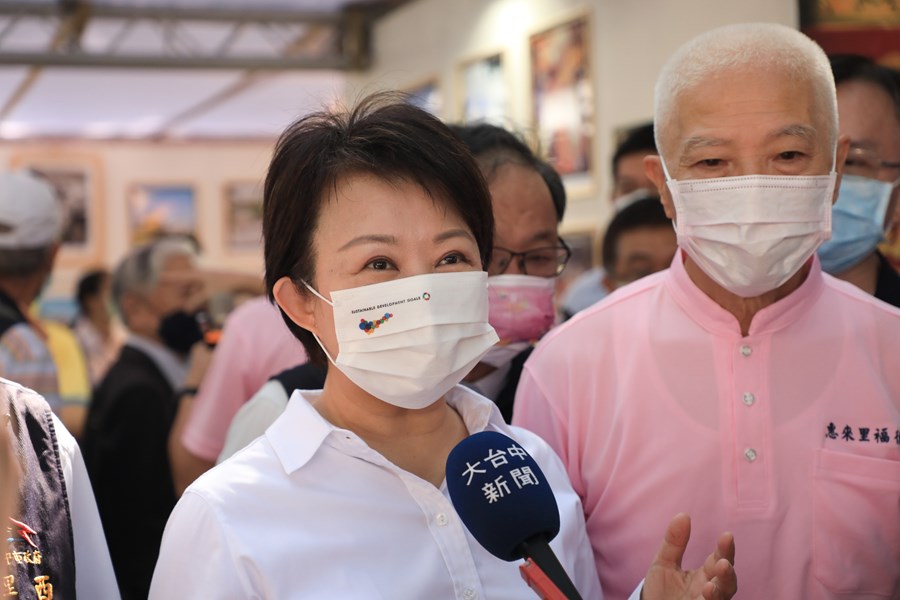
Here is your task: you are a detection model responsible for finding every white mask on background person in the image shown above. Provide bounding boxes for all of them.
[304,271,499,410]
[662,159,836,297]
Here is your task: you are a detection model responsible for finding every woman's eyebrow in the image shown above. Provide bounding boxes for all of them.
[338,234,398,252]
[434,228,475,244]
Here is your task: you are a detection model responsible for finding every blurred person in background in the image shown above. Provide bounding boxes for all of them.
[81,237,207,600]
[72,268,125,386]
[168,294,309,494]
[452,123,572,422]
[39,318,91,440]
[560,123,659,318]
[816,54,900,306]
[0,171,62,414]
[596,195,676,296]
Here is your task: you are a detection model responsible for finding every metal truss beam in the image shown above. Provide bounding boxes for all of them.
[0,1,376,70]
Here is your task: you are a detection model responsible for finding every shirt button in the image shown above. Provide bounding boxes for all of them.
[435,513,449,527]
[744,448,758,462]
[463,588,476,599]
[742,392,755,406]
[740,345,752,357]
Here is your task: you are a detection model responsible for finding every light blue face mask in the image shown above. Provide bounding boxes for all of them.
[818,174,897,275]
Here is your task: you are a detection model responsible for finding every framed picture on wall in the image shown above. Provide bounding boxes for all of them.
[128,183,196,246]
[800,0,900,68]
[223,181,263,252]
[9,150,105,268]
[403,77,443,116]
[459,52,510,125]
[530,14,595,193]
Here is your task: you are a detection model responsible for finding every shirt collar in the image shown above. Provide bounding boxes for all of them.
[267,385,507,475]
[665,248,826,336]
[125,334,188,389]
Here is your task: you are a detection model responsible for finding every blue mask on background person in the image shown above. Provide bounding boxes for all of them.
[818,174,896,275]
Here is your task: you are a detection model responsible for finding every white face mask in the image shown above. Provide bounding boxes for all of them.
[305,271,499,410]
[663,161,836,297]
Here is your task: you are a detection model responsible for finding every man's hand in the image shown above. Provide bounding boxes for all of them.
[641,513,736,600]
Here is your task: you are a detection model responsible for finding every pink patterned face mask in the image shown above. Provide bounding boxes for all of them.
[487,274,556,345]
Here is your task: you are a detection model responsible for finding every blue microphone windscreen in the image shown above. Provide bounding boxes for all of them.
[446,430,560,561]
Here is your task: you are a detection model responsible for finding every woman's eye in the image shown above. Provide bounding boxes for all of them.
[439,252,470,266]
[778,151,802,160]
[366,258,393,270]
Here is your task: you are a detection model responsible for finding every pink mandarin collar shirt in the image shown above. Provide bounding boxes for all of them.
[514,250,900,600]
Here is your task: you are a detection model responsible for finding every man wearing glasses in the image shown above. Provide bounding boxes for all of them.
[817,55,900,307]
[451,124,571,422]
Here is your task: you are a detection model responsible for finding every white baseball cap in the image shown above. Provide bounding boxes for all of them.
[0,171,62,249]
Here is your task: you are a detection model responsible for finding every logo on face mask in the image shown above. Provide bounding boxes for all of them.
[359,312,393,334]
[422,292,431,301]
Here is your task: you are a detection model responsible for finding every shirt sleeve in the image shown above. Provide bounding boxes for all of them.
[511,362,571,467]
[217,381,288,464]
[52,414,121,599]
[149,491,249,599]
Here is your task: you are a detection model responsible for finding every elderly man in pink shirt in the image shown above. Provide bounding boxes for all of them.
[514,23,900,600]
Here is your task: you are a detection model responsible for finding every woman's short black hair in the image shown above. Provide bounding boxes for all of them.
[264,93,494,366]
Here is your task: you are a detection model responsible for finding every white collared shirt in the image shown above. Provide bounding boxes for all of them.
[150,385,604,599]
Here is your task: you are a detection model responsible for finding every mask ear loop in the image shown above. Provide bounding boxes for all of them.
[301,280,340,368]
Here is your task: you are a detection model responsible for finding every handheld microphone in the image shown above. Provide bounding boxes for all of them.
[446,431,583,600]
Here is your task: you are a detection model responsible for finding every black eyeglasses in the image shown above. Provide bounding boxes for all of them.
[489,238,572,277]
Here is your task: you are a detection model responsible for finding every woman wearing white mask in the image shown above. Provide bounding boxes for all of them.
[150,94,736,600]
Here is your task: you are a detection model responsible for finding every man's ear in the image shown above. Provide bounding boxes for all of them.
[832,134,851,205]
[273,277,318,335]
[644,155,676,220]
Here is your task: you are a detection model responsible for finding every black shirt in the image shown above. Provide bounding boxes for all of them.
[875,251,900,308]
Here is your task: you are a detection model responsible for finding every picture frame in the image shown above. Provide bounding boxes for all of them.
[9,150,106,268]
[403,77,443,117]
[800,0,900,70]
[529,13,595,195]
[458,51,510,125]
[223,181,264,253]
[127,183,197,246]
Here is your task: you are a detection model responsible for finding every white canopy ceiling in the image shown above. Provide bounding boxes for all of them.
[0,0,405,140]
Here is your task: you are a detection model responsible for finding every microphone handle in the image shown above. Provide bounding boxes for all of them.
[518,536,584,600]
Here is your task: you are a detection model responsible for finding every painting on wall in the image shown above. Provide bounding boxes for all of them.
[460,52,509,125]
[224,181,263,252]
[9,151,105,267]
[530,14,595,191]
[128,184,196,246]
[404,78,443,116]
[800,0,900,269]
[801,0,900,68]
